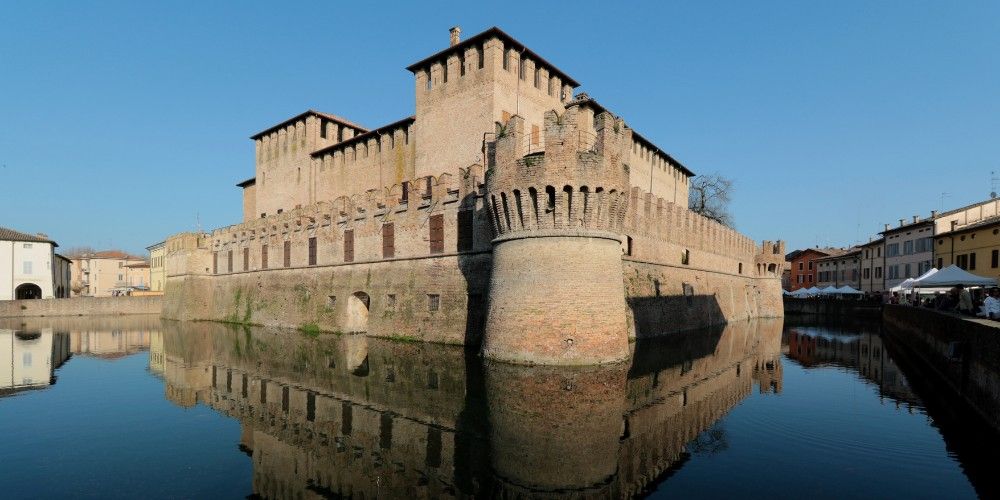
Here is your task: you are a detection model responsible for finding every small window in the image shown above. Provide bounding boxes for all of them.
[383,223,395,259]
[739,263,743,274]
[308,237,317,266]
[344,230,354,262]
[992,250,998,269]
[227,251,233,273]
[22,243,32,249]
[283,241,291,268]
[213,252,218,274]
[428,294,440,312]
[681,249,690,265]
[429,214,444,255]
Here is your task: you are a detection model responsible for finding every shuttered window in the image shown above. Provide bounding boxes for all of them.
[261,245,268,270]
[227,251,233,273]
[429,214,444,254]
[457,210,474,252]
[212,252,218,274]
[283,241,291,268]
[344,230,354,262]
[382,223,395,258]
[308,237,317,266]
[243,248,249,271]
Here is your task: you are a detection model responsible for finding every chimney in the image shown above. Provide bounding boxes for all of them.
[884,223,890,231]
[449,26,461,47]
[899,219,905,227]
[913,215,919,223]
[931,210,938,218]
[951,220,958,231]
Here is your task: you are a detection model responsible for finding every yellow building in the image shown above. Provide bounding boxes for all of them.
[934,216,1000,282]
[146,241,166,292]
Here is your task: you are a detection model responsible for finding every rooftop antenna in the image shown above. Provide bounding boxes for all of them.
[940,192,950,212]
[991,171,998,199]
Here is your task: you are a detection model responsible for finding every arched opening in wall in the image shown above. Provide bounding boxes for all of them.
[595,187,604,225]
[563,185,574,226]
[768,263,777,274]
[500,192,512,230]
[346,292,370,333]
[512,189,525,228]
[545,186,557,225]
[15,283,42,300]
[490,195,503,233]
[580,186,590,226]
[528,187,540,226]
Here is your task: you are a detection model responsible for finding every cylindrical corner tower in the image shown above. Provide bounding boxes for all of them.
[481,107,632,365]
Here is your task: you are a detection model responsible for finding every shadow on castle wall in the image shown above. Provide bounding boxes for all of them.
[628,293,728,341]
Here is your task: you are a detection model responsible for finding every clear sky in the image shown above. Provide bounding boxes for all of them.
[1,1,997,255]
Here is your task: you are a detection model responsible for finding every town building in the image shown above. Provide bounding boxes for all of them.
[859,238,885,294]
[786,248,843,291]
[147,241,166,292]
[70,251,150,297]
[0,227,69,300]
[880,216,934,290]
[162,26,785,365]
[815,248,861,289]
[933,216,1000,282]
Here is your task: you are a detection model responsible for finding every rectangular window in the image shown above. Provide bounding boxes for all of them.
[23,243,32,249]
[887,243,900,257]
[308,237,317,266]
[808,261,813,270]
[283,241,291,268]
[904,241,914,255]
[875,267,882,278]
[22,261,31,274]
[261,245,268,270]
[798,262,803,271]
[227,251,233,273]
[344,230,354,262]
[244,248,249,271]
[382,223,395,258]
[213,252,218,274]
[956,254,968,270]
[877,247,881,257]
[937,257,943,269]
[401,181,409,203]
[863,268,870,279]
[428,294,440,312]
[429,214,444,254]
[993,250,999,269]
[970,252,976,270]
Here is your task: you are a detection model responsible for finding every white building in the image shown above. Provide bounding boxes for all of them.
[0,227,69,300]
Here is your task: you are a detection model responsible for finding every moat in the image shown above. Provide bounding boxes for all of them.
[1,316,995,499]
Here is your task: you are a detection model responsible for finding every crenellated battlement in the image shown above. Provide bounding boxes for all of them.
[484,105,631,238]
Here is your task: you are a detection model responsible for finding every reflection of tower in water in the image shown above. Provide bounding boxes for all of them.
[156,319,785,498]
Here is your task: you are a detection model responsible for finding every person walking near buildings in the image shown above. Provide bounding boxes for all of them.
[957,284,974,315]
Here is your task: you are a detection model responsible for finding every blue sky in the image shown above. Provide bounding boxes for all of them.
[1,1,997,255]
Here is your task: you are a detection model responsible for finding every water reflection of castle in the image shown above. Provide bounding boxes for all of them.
[785,326,917,405]
[153,319,784,498]
[0,316,157,397]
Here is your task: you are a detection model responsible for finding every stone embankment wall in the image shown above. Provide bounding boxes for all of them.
[164,167,494,345]
[0,296,162,318]
[622,183,785,339]
[883,305,1000,431]
[783,298,882,318]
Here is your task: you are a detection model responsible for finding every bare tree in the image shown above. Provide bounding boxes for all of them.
[688,173,734,227]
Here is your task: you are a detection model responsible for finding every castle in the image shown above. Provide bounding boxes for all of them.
[163,26,785,365]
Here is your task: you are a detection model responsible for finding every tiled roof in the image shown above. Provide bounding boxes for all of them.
[0,227,56,246]
[937,215,1000,236]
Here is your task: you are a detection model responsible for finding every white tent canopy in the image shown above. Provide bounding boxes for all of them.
[835,285,863,295]
[913,265,997,288]
[819,286,840,295]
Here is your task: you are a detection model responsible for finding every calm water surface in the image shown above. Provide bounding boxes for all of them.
[0,316,994,498]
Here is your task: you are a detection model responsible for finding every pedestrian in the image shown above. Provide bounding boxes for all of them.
[957,284,974,315]
[977,288,1000,320]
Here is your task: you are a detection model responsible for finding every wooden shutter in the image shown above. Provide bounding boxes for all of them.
[283,241,291,268]
[429,214,444,254]
[308,237,317,266]
[457,210,474,252]
[344,230,354,262]
[243,248,249,271]
[382,223,394,258]
[261,245,268,270]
